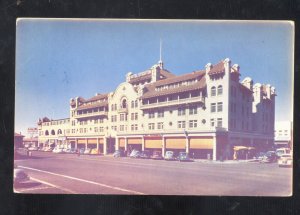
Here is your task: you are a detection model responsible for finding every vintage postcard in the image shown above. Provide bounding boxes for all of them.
[14,19,294,196]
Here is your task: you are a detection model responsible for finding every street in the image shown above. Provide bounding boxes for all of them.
[14,151,292,196]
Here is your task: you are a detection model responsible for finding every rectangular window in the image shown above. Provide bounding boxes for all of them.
[178,108,186,116]
[120,125,124,131]
[157,110,164,118]
[120,114,127,121]
[189,120,197,128]
[94,127,98,132]
[178,121,186,129]
[99,127,104,132]
[189,106,197,115]
[217,118,222,127]
[99,118,104,123]
[210,119,215,127]
[157,122,164,130]
[149,111,155,119]
[211,103,216,113]
[148,123,155,130]
[217,102,223,112]
[94,119,98,124]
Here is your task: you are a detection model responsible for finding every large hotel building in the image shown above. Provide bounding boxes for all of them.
[37,58,276,160]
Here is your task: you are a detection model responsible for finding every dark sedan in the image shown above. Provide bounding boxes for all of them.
[178,152,193,162]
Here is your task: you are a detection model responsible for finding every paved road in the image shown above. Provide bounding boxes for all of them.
[14,151,292,196]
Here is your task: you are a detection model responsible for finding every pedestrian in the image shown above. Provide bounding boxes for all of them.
[77,148,80,157]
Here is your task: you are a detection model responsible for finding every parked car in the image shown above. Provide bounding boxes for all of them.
[276,148,291,157]
[69,148,77,154]
[79,148,85,154]
[84,148,91,154]
[113,150,125,157]
[129,149,141,158]
[164,151,176,161]
[253,152,266,160]
[139,150,151,159]
[44,147,53,152]
[178,152,192,162]
[278,154,293,167]
[260,151,278,163]
[53,147,64,153]
[151,151,163,160]
[63,148,71,153]
[14,167,30,185]
[28,146,38,151]
[90,148,100,155]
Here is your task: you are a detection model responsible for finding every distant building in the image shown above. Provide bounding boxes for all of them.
[23,137,39,148]
[14,132,24,148]
[37,58,276,160]
[274,121,293,149]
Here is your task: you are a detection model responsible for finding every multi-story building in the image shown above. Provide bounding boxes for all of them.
[37,58,276,160]
[274,121,293,149]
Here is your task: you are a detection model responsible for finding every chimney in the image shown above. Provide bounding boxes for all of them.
[151,65,160,83]
[126,72,132,83]
[205,63,212,73]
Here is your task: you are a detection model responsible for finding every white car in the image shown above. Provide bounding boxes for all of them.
[278,154,293,167]
[53,147,64,153]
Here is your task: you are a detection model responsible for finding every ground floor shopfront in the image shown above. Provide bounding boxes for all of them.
[38,131,274,160]
[116,131,274,161]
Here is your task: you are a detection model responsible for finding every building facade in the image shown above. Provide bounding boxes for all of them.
[274,121,293,149]
[37,58,276,160]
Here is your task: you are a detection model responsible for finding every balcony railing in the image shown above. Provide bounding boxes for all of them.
[118,107,128,113]
[140,96,205,109]
[74,111,108,119]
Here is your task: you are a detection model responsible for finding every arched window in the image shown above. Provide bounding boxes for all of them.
[211,86,216,96]
[45,130,49,136]
[217,85,223,95]
[122,99,127,108]
[57,129,62,135]
[51,130,55,135]
[131,101,134,108]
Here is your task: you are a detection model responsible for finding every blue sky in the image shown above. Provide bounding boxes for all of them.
[15,19,294,136]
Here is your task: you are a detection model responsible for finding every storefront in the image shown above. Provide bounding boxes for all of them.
[127,138,142,152]
[165,137,186,155]
[144,137,162,153]
[189,136,213,159]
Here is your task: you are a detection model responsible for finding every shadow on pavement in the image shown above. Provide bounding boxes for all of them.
[14,181,41,189]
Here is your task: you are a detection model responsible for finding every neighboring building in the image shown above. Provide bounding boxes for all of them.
[23,137,39,148]
[37,58,276,160]
[274,121,293,149]
[14,132,24,148]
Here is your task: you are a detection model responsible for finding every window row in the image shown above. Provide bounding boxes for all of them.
[210,118,223,128]
[211,85,223,96]
[211,102,223,113]
[148,107,198,119]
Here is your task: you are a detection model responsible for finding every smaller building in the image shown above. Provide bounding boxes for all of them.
[14,132,24,148]
[274,121,293,149]
[23,137,39,148]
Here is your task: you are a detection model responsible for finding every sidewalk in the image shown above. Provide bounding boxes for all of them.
[193,159,258,164]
